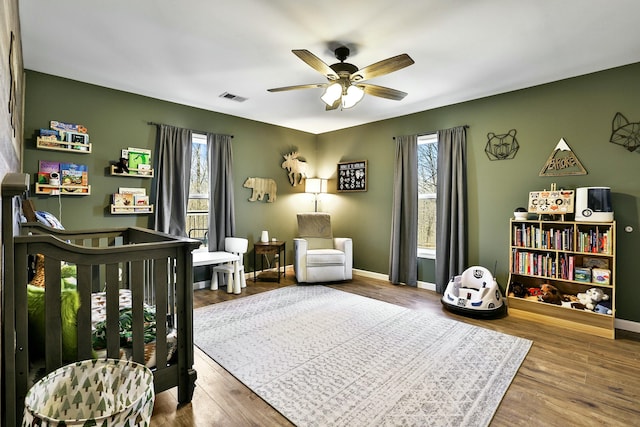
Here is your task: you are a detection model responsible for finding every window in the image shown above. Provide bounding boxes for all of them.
[187,133,209,243]
[417,133,438,258]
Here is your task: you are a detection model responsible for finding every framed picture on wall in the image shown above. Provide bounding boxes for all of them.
[337,160,367,192]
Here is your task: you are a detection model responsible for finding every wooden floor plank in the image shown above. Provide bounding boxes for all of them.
[151,269,640,426]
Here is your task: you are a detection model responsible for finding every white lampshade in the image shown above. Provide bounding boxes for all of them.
[305,178,327,194]
[321,83,342,106]
[341,85,365,109]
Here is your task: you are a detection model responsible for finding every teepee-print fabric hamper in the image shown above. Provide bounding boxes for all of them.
[22,358,155,427]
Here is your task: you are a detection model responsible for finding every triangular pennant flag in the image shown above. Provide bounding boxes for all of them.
[539,138,587,176]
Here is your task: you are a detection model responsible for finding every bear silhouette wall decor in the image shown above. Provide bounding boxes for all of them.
[485,129,519,160]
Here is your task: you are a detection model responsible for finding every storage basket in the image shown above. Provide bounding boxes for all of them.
[22,358,155,427]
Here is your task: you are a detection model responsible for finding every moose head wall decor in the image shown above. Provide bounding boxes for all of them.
[281,151,308,186]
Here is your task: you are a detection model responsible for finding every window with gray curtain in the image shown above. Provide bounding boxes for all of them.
[152,125,235,250]
[390,127,467,291]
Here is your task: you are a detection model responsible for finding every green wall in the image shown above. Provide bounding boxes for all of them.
[318,63,640,323]
[23,63,640,323]
[22,71,317,270]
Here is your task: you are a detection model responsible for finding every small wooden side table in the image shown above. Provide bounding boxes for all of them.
[253,240,286,283]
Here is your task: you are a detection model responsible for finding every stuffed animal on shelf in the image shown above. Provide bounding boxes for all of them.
[594,300,613,315]
[113,157,129,174]
[509,282,528,298]
[540,283,562,305]
[577,287,610,311]
[560,293,587,310]
[524,287,542,301]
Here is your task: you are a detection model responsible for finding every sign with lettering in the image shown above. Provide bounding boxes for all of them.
[337,160,367,192]
[528,190,575,214]
[539,138,587,176]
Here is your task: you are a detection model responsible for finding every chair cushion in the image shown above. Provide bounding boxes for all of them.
[305,237,334,250]
[306,249,345,266]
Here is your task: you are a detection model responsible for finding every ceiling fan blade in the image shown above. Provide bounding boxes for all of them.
[359,83,408,101]
[292,49,340,80]
[267,83,327,92]
[351,54,414,82]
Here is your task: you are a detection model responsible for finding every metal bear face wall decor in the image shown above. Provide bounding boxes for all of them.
[485,129,519,160]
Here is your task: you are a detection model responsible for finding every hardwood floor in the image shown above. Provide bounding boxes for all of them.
[151,269,640,426]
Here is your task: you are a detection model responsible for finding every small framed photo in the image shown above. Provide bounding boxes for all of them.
[337,160,367,192]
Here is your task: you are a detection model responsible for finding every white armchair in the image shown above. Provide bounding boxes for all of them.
[293,213,352,283]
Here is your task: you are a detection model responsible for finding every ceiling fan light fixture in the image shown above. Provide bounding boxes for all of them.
[321,82,342,106]
[341,84,365,109]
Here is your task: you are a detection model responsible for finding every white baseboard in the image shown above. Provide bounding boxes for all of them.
[352,269,639,333]
[352,269,437,292]
[615,318,640,334]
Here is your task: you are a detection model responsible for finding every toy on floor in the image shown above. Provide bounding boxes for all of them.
[441,266,506,318]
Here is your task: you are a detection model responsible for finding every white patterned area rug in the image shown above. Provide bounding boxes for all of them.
[193,286,531,427]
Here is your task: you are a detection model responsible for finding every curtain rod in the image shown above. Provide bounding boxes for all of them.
[147,121,234,138]
[393,125,469,140]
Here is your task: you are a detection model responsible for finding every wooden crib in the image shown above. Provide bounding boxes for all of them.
[1,173,201,426]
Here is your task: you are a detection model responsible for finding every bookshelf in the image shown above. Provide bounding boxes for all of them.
[36,137,91,153]
[507,219,616,338]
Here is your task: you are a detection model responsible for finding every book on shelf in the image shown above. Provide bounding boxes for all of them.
[37,161,60,184]
[118,187,146,195]
[113,193,134,207]
[60,163,88,186]
[127,147,152,175]
[134,194,149,206]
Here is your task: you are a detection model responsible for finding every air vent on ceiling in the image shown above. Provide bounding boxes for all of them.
[219,92,248,102]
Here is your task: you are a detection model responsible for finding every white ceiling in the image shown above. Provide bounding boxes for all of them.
[18,0,640,135]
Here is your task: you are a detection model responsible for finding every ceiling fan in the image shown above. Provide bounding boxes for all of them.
[267,47,415,110]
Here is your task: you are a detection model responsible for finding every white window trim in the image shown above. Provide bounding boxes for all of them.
[189,133,208,200]
[417,133,438,260]
[418,248,436,259]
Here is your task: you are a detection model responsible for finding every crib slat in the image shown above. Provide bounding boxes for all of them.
[130,260,145,364]
[44,256,63,371]
[76,264,93,359]
[154,257,169,370]
[105,263,120,358]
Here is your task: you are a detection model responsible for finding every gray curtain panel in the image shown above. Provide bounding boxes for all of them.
[152,124,193,236]
[207,133,235,251]
[435,126,467,293]
[389,135,418,286]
